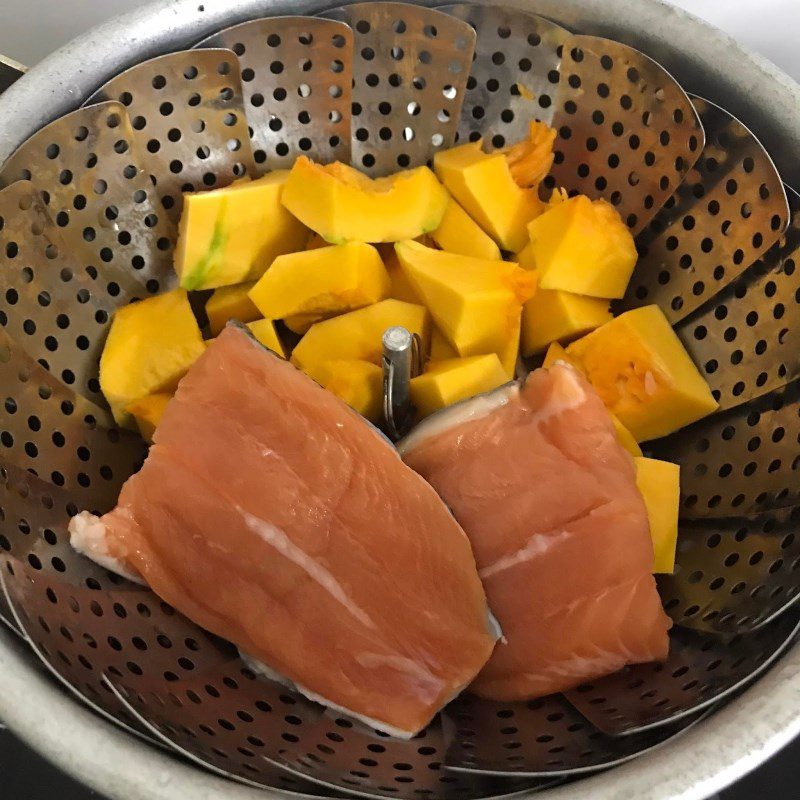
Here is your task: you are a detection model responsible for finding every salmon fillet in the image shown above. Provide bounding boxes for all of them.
[400,363,671,701]
[70,325,497,737]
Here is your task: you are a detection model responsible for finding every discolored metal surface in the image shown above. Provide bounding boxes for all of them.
[0,102,177,296]
[439,4,570,148]
[197,17,353,171]
[88,49,256,222]
[563,607,800,736]
[625,96,789,323]
[548,35,703,235]
[323,3,475,175]
[673,185,800,411]
[658,507,800,634]
[0,181,133,407]
[650,379,800,518]
[441,692,705,776]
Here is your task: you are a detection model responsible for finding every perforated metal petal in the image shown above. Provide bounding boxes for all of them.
[673,185,800,411]
[0,102,177,296]
[323,2,475,175]
[439,4,569,148]
[106,672,334,796]
[441,692,705,776]
[658,507,800,634]
[0,182,135,407]
[12,590,320,796]
[0,336,143,512]
[547,35,703,235]
[103,649,538,799]
[0,461,158,738]
[563,607,800,736]
[259,703,542,799]
[0,460,141,587]
[197,17,353,171]
[87,49,256,222]
[0,556,158,742]
[650,379,800,518]
[625,96,789,323]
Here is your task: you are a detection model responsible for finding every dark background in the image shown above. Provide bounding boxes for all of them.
[1,724,796,799]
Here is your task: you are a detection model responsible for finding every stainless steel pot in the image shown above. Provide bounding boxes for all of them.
[0,1,798,798]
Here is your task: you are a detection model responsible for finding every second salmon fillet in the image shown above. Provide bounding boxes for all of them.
[401,363,671,701]
[70,325,497,737]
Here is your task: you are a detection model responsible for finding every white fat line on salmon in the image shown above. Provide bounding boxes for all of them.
[236,504,377,631]
[517,647,633,686]
[542,572,659,627]
[531,633,646,684]
[479,530,572,580]
[355,651,443,693]
[479,494,613,581]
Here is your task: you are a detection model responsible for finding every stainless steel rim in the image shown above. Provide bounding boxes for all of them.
[0,1,799,798]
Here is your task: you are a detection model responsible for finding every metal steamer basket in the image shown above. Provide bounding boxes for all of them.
[0,1,798,799]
